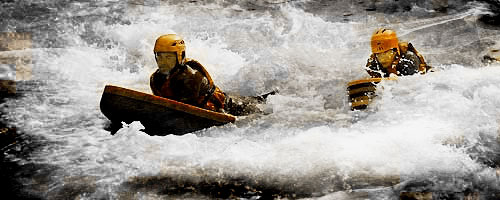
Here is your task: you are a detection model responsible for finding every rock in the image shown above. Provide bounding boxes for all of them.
[482,48,500,64]
[478,0,500,27]
[0,32,32,82]
[0,80,15,97]
[400,192,433,200]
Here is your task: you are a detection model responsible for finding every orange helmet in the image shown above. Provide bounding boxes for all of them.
[154,34,186,64]
[371,28,399,55]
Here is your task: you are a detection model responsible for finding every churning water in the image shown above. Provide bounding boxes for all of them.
[1,0,500,199]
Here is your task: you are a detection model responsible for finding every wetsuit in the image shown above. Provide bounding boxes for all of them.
[150,59,262,116]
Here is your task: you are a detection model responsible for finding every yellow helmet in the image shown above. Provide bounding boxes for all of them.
[371,28,399,55]
[154,34,186,64]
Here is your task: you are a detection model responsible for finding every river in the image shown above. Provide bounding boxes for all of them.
[1,0,500,199]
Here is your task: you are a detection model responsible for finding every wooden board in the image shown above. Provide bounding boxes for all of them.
[100,85,236,135]
[347,77,396,110]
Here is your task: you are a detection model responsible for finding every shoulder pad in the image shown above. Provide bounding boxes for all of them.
[183,58,215,86]
[407,42,415,51]
[398,42,409,54]
[367,53,376,61]
[184,58,203,69]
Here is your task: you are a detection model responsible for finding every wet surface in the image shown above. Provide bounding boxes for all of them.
[1,0,500,199]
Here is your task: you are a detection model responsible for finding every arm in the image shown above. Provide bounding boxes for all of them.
[408,43,431,74]
[168,66,211,105]
[365,54,383,78]
[397,51,421,76]
[168,60,226,111]
[150,69,164,96]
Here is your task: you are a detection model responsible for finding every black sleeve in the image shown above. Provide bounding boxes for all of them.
[150,69,166,96]
[397,51,421,76]
[169,65,210,105]
[365,54,383,78]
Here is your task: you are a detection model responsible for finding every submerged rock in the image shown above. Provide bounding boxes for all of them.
[482,43,500,63]
[478,0,500,27]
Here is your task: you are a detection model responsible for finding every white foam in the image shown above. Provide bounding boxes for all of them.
[2,1,500,197]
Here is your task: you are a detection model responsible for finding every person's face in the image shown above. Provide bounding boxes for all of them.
[156,52,177,74]
[375,49,397,68]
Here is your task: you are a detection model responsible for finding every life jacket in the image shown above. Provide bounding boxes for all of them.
[150,59,226,112]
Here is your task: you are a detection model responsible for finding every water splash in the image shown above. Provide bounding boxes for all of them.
[1,0,500,199]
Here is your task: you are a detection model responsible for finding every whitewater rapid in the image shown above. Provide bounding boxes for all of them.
[1,0,500,199]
